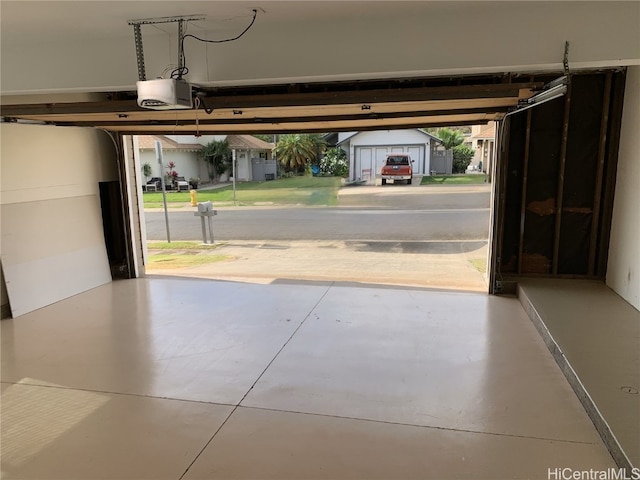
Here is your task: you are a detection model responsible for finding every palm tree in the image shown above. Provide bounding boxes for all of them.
[436,128,465,150]
[306,133,327,160]
[203,139,231,182]
[274,134,326,173]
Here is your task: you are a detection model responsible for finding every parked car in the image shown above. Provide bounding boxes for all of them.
[380,153,414,185]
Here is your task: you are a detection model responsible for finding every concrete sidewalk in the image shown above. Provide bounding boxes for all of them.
[146,239,489,292]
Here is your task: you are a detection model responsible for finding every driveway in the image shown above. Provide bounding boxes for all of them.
[337,183,491,210]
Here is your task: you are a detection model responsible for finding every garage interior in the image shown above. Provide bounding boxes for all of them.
[1,2,638,478]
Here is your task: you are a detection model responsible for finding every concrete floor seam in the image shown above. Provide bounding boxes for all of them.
[0,381,238,409]
[235,283,335,407]
[178,405,240,480]
[178,285,336,480]
[239,405,599,447]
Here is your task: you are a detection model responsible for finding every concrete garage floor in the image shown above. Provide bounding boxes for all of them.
[518,279,640,470]
[1,277,615,479]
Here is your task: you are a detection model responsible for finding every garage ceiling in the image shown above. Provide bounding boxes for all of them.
[1,77,540,134]
[7,1,622,134]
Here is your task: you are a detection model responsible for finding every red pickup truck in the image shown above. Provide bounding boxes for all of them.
[380,153,414,185]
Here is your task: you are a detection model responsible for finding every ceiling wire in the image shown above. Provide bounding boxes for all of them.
[146,22,178,79]
[171,9,258,80]
[186,20,211,83]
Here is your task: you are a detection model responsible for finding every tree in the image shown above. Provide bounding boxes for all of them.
[203,139,231,182]
[436,128,465,150]
[142,162,152,181]
[452,145,475,174]
[424,126,471,137]
[320,147,348,177]
[274,134,326,173]
[254,134,276,143]
[306,134,327,163]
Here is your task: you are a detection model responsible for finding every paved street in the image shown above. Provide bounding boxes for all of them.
[145,185,491,242]
[144,184,492,291]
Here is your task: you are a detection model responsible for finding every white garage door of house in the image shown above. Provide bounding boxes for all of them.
[355,145,425,182]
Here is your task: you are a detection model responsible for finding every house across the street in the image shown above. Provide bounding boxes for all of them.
[137,134,275,184]
[137,135,208,186]
[337,129,449,183]
[226,135,276,182]
[470,122,496,173]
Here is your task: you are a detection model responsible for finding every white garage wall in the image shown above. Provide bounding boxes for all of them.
[606,66,640,311]
[0,124,118,317]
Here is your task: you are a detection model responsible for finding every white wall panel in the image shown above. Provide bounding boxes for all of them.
[2,199,111,317]
[0,124,117,317]
[607,67,640,311]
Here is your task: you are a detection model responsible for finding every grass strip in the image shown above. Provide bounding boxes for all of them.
[143,176,342,206]
[469,258,487,273]
[147,241,223,250]
[421,175,488,185]
[146,253,233,270]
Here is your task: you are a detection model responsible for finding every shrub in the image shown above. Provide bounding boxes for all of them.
[142,163,152,178]
[203,139,231,182]
[320,147,349,177]
[452,145,475,174]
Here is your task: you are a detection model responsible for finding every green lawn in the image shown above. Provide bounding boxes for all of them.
[146,241,232,269]
[469,258,487,273]
[144,176,342,207]
[147,241,223,250]
[421,174,489,185]
[146,253,233,270]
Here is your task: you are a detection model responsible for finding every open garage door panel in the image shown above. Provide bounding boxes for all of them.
[491,70,626,292]
[1,76,539,135]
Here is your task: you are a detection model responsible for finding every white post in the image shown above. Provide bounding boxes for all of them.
[154,140,171,243]
[232,148,237,205]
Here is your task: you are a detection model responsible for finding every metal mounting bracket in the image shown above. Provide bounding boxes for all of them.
[563,41,570,77]
[132,24,146,81]
[128,15,206,82]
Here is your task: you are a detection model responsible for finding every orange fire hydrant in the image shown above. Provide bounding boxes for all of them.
[190,189,198,206]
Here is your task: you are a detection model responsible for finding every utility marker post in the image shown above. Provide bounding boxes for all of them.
[154,140,171,243]
[232,149,237,205]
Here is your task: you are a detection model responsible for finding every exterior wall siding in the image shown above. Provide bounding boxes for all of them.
[139,149,202,184]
